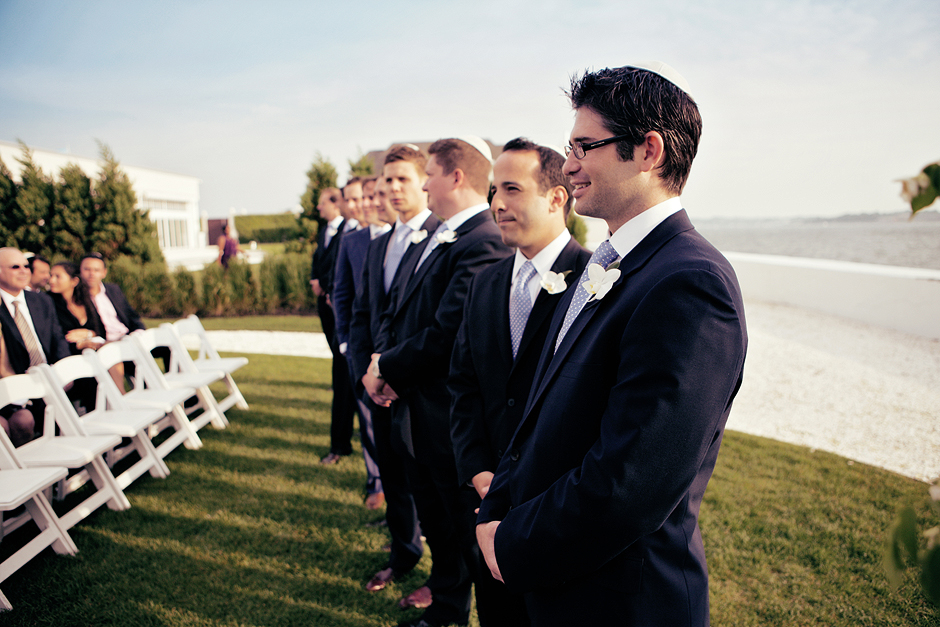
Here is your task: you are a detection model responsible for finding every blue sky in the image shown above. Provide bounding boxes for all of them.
[1,0,938,219]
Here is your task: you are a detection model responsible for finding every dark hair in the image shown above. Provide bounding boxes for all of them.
[384,144,428,174]
[320,187,341,204]
[428,138,492,196]
[80,252,107,269]
[567,66,701,194]
[502,137,574,216]
[27,255,50,271]
[344,177,362,191]
[53,261,95,311]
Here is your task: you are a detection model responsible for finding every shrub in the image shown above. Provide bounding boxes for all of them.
[173,267,199,316]
[234,213,301,243]
[200,262,231,316]
[227,261,259,315]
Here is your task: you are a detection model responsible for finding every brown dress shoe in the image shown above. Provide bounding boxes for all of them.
[320,452,342,465]
[365,491,385,510]
[366,566,396,592]
[398,585,433,609]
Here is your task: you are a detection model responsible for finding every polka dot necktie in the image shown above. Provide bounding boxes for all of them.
[509,261,538,359]
[554,240,618,353]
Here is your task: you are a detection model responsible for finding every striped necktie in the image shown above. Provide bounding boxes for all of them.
[12,300,46,367]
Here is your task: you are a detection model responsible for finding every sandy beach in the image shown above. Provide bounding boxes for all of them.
[190,300,940,482]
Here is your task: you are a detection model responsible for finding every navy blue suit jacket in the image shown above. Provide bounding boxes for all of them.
[310,218,347,295]
[348,214,441,387]
[0,290,71,373]
[448,236,590,486]
[101,282,144,333]
[477,210,747,626]
[377,209,512,466]
[332,226,373,349]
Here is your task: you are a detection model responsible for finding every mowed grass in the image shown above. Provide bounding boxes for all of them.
[2,349,938,625]
[145,315,322,334]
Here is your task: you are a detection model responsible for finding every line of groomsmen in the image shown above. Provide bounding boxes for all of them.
[312,136,586,627]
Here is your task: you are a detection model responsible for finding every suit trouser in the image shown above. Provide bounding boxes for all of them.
[403,454,527,626]
[403,455,473,625]
[370,401,423,574]
[319,296,357,456]
[349,363,381,494]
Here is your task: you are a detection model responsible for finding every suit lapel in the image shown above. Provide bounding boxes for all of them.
[524,210,695,417]
[491,260,514,363]
[0,303,25,350]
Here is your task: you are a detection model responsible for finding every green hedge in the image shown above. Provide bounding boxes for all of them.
[108,253,317,318]
[234,213,302,243]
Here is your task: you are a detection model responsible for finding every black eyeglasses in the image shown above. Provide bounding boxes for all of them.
[3,264,27,270]
[565,134,634,159]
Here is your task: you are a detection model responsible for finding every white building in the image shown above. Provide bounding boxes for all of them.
[0,140,216,268]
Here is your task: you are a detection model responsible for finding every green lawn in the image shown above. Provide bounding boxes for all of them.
[1,349,937,625]
[145,315,323,334]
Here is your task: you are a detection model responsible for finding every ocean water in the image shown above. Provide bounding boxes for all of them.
[695,218,940,271]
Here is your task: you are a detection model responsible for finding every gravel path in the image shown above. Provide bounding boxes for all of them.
[195,301,940,482]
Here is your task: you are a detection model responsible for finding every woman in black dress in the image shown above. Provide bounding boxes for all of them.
[48,261,105,353]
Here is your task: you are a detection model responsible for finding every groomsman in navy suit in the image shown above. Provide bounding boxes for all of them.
[448,138,590,625]
[313,185,360,465]
[349,145,437,605]
[333,176,388,507]
[364,137,512,627]
[477,63,748,627]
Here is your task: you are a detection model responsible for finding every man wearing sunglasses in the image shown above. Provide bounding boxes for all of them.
[476,63,748,626]
[0,247,70,445]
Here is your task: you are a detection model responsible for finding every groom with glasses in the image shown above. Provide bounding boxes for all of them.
[476,63,748,627]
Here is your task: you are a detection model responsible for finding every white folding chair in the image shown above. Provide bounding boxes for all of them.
[173,315,249,413]
[37,359,171,490]
[87,340,203,455]
[0,372,129,532]
[1,429,77,612]
[132,327,229,430]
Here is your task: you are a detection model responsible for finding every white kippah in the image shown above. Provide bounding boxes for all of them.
[453,135,493,162]
[630,61,692,98]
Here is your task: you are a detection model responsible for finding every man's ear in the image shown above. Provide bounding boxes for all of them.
[452,168,465,190]
[637,131,666,173]
[548,185,568,214]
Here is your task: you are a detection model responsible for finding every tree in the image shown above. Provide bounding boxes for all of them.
[89,142,164,264]
[898,162,940,217]
[347,149,375,179]
[299,152,338,222]
[51,163,96,261]
[0,157,17,247]
[11,141,55,256]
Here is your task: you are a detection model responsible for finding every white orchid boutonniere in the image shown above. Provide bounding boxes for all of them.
[540,270,572,295]
[435,229,458,244]
[410,229,428,244]
[581,261,621,302]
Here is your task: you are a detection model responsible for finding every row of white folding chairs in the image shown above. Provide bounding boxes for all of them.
[0,315,249,610]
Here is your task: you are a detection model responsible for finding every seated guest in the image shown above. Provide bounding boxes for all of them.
[48,261,120,407]
[0,247,70,445]
[79,252,145,339]
[79,252,148,387]
[48,261,106,354]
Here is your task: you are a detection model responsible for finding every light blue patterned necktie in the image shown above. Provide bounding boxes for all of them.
[383,223,412,293]
[509,261,538,359]
[554,240,618,352]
